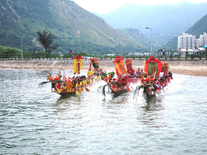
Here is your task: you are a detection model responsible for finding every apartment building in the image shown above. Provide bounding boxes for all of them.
[177,32,207,51]
[196,32,207,47]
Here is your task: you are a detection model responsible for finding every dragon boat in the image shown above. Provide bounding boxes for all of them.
[125,58,140,84]
[134,56,173,98]
[99,73,130,95]
[53,74,101,96]
[99,56,132,95]
[109,56,139,94]
[55,57,103,96]
[109,80,130,95]
[40,55,102,96]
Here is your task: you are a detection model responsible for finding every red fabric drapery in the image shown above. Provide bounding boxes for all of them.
[144,56,162,75]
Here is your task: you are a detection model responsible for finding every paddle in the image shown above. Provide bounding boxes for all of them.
[75,84,79,95]
[127,86,130,91]
[76,90,79,95]
[78,87,82,93]
[85,87,90,91]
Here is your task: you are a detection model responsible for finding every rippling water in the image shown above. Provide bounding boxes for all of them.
[0,69,207,154]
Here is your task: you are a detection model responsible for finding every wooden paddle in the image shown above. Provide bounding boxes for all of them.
[85,87,90,91]
[78,87,82,93]
[127,86,130,91]
[76,90,79,95]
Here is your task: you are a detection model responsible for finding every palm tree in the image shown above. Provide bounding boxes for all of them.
[36,29,59,53]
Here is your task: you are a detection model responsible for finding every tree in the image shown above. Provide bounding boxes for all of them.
[36,29,60,53]
[0,48,16,58]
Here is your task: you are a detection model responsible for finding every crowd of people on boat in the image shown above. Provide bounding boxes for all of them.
[104,63,173,95]
[46,64,172,96]
[43,54,173,96]
[103,66,142,91]
[140,69,173,95]
[47,68,104,93]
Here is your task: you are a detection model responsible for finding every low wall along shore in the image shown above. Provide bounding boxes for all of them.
[0,59,207,76]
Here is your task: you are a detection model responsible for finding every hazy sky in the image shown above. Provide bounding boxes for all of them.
[73,0,207,14]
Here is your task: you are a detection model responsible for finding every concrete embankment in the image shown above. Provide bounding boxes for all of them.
[0,59,207,76]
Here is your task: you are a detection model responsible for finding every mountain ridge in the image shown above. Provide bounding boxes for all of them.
[0,0,145,53]
[97,2,207,46]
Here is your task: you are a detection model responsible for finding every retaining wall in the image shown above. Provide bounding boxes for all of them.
[0,59,206,69]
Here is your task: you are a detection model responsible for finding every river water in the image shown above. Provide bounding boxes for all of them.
[0,69,207,154]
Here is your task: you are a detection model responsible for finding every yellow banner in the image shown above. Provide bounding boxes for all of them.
[74,59,83,74]
[114,59,127,75]
[125,59,132,69]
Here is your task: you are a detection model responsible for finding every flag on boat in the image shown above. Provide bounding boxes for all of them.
[113,56,127,76]
[91,58,99,70]
[162,63,168,72]
[125,59,132,70]
[144,56,162,76]
[73,55,84,74]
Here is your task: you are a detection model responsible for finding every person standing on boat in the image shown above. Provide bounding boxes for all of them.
[48,75,56,92]
[87,65,93,77]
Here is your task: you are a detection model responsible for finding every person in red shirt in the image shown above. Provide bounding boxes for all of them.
[127,66,135,76]
[69,50,74,57]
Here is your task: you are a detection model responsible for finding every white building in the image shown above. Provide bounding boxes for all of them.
[177,32,207,51]
[196,32,207,47]
[177,32,196,51]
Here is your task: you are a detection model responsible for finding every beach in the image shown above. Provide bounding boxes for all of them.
[168,66,207,77]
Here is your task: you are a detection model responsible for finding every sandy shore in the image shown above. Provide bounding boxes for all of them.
[0,65,207,77]
[168,66,207,77]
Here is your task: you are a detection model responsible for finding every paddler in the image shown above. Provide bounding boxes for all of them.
[51,79,56,92]
[87,65,93,77]
[141,72,148,85]
[127,66,135,76]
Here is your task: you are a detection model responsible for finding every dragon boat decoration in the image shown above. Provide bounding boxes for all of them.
[109,56,131,94]
[134,56,173,97]
[125,58,140,83]
[99,56,140,95]
[40,54,173,98]
[40,55,102,96]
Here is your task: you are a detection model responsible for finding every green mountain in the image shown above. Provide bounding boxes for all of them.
[166,14,207,50]
[116,28,162,50]
[0,0,145,53]
[98,1,207,46]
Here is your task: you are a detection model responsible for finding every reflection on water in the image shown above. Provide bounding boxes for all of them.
[0,69,207,154]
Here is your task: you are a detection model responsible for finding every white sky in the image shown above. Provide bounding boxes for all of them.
[73,0,207,14]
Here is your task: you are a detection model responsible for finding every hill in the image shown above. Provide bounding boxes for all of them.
[116,28,162,50]
[166,14,207,50]
[98,1,207,46]
[0,0,144,53]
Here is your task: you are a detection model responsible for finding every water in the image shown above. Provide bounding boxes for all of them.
[0,69,207,154]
